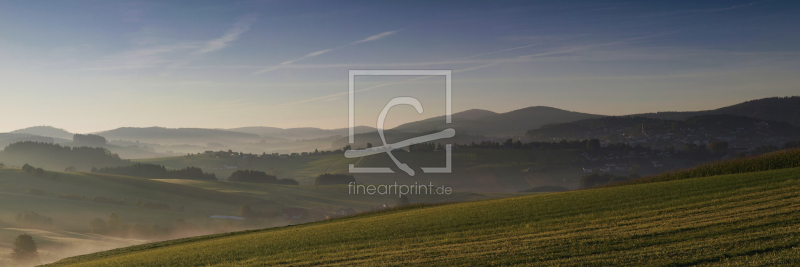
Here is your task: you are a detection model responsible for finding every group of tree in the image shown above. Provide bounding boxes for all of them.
[15,211,53,230]
[20,163,60,180]
[409,142,447,152]
[0,141,127,171]
[93,163,217,180]
[314,173,355,185]
[227,170,298,185]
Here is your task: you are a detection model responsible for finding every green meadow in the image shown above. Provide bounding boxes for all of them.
[45,166,800,266]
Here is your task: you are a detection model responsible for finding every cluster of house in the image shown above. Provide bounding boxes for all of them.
[582,163,631,174]
[603,123,794,152]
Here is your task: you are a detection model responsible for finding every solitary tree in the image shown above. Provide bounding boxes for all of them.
[11,234,39,264]
[366,143,373,148]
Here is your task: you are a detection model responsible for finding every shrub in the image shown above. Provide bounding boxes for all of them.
[21,164,34,173]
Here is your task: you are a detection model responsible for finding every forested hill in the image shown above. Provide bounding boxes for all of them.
[391,106,604,136]
[634,96,800,127]
[526,114,797,142]
[0,141,129,171]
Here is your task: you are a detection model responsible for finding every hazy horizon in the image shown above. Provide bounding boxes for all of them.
[2,94,797,135]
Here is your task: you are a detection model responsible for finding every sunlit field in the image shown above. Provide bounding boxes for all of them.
[46,166,800,266]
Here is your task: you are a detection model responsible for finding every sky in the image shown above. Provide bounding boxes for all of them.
[0,0,799,133]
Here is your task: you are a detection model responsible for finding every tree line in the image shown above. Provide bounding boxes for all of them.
[0,141,128,171]
[228,170,299,185]
[93,163,217,180]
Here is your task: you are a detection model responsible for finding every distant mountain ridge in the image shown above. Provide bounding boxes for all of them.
[4,96,798,149]
[95,127,262,146]
[10,126,74,140]
[392,106,605,136]
[634,96,800,127]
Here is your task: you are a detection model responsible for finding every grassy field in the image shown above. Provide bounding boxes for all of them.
[0,227,143,266]
[0,165,528,265]
[154,179,528,211]
[45,166,800,266]
[0,167,278,265]
[0,169,270,230]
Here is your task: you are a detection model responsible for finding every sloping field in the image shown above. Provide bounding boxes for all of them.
[47,167,800,266]
[153,179,528,210]
[0,169,271,232]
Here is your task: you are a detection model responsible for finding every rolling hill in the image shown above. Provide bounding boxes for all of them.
[392,106,605,136]
[635,96,800,127]
[94,127,262,146]
[44,165,800,266]
[525,114,797,141]
[227,126,376,141]
[0,167,280,265]
[0,133,55,150]
[9,126,74,140]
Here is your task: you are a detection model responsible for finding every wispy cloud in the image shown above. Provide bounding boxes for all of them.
[255,30,398,74]
[641,1,762,19]
[352,30,397,44]
[195,14,258,55]
[276,31,686,106]
[88,15,257,71]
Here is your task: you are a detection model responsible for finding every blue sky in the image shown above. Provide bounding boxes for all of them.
[1,0,798,133]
